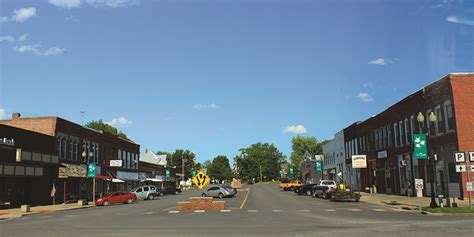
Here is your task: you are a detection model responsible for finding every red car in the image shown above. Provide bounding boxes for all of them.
[96,192,137,206]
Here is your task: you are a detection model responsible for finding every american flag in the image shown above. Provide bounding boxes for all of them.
[50,183,56,197]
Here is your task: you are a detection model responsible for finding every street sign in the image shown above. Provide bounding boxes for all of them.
[289,168,294,175]
[109,160,122,167]
[414,134,427,159]
[467,182,473,192]
[315,160,323,173]
[471,165,474,172]
[166,169,171,178]
[456,165,467,173]
[415,179,424,190]
[455,152,466,162]
[192,170,196,177]
[314,155,324,161]
[469,152,474,162]
[87,162,96,178]
[192,170,210,189]
[352,155,367,168]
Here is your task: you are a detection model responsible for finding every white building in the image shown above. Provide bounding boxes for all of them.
[322,130,346,183]
[140,149,167,166]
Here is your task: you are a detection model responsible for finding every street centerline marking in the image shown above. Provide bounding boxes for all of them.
[240,187,251,209]
[247,210,258,213]
[220,210,231,213]
[194,210,205,213]
[168,211,180,214]
[325,209,336,212]
[272,210,283,213]
[349,209,361,212]
[144,212,153,215]
[299,210,310,212]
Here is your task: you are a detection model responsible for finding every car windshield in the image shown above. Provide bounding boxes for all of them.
[1,1,472,236]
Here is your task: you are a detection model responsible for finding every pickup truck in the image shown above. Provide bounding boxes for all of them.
[311,180,337,199]
[294,183,318,196]
[279,180,302,191]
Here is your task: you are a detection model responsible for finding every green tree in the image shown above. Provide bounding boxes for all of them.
[85,120,132,141]
[236,142,285,183]
[289,136,323,179]
[165,149,196,180]
[202,160,212,169]
[207,156,233,181]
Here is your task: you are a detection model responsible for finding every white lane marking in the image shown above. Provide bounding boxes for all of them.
[299,210,310,212]
[194,210,205,213]
[272,210,283,213]
[247,210,258,213]
[325,209,336,212]
[220,210,231,213]
[349,209,361,212]
[144,212,153,215]
[168,211,180,214]
[373,209,387,212]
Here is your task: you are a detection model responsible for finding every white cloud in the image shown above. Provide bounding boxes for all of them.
[44,47,66,56]
[0,35,15,43]
[13,43,42,55]
[18,34,29,42]
[12,7,37,23]
[357,92,374,102]
[0,108,6,119]
[106,117,132,127]
[446,15,474,26]
[49,0,82,9]
[368,58,388,65]
[193,103,219,110]
[86,0,140,8]
[284,125,307,134]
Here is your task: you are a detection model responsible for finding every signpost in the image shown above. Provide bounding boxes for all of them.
[192,170,210,189]
[454,151,472,210]
[415,179,424,212]
[289,167,294,177]
[414,134,427,159]
[87,163,96,204]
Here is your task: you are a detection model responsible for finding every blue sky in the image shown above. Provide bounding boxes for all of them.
[1,0,473,163]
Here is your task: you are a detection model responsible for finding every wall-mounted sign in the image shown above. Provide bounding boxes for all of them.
[469,152,474,162]
[110,160,123,167]
[0,138,15,147]
[352,155,367,168]
[314,155,324,161]
[454,152,466,163]
[414,134,427,159]
[377,150,387,159]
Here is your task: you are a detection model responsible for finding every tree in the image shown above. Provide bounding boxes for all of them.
[289,136,323,179]
[165,149,196,180]
[85,120,132,141]
[202,160,212,169]
[207,156,233,181]
[236,142,285,183]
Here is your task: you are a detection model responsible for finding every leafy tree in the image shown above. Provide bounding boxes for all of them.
[236,142,285,183]
[207,156,233,181]
[289,136,323,179]
[165,149,196,180]
[202,160,212,169]
[85,120,132,141]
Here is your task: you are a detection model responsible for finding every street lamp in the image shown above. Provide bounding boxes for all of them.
[417,112,438,208]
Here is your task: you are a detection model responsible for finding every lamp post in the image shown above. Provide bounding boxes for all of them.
[417,112,438,208]
[82,150,95,204]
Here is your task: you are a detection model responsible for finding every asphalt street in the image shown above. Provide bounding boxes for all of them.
[1,184,473,237]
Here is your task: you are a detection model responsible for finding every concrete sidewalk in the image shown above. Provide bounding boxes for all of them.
[0,203,95,220]
[360,192,470,210]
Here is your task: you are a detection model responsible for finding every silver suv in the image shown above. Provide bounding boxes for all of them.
[131,185,158,200]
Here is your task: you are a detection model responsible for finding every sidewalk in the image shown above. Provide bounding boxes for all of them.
[360,192,470,210]
[0,203,95,220]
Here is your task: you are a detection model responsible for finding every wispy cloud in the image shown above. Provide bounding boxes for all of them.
[283,125,307,134]
[86,0,141,8]
[368,58,394,66]
[18,33,29,42]
[0,17,8,23]
[357,92,374,102]
[193,103,219,110]
[44,47,66,56]
[13,44,66,56]
[446,15,474,26]
[0,35,15,43]
[12,7,37,23]
[0,108,6,119]
[106,117,132,128]
[49,0,82,9]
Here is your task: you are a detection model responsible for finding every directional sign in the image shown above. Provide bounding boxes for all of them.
[469,152,474,162]
[414,134,427,159]
[289,167,294,175]
[192,170,210,189]
[315,160,323,173]
[415,179,424,190]
[467,182,473,192]
[456,165,467,173]
[166,169,170,178]
[87,162,96,178]
[455,152,466,163]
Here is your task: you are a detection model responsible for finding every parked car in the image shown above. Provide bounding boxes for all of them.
[159,185,182,195]
[130,185,158,200]
[95,192,137,206]
[279,180,302,191]
[201,186,236,198]
[312,180,337,199]
[294,183,318,196]
[222,184,238,194]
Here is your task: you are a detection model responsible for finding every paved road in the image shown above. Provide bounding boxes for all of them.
[1,184,473,236]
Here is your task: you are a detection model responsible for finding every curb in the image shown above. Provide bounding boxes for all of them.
[0,205,97,221]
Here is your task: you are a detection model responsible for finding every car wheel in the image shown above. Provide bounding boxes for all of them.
[218,193,224,199]
[202,193,207,197]
[306,190,312,196]
[148,195,154,200]
[103,200,110,206]
[127,198,133,204]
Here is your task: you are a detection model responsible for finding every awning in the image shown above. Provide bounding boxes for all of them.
[58,163,86,178]
[145,178,162,182]
[116,171,140,181]
[155,175,166,182]
[139,172,150,181]
[112,178,125,183]
[330,169,336,174]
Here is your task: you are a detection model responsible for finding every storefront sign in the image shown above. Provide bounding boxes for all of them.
[352,155,367,168]
[87,162,96,178]
[0,137,15,147]
[377,150,387,159]
[414,134,427,159]
[110,160,122,167]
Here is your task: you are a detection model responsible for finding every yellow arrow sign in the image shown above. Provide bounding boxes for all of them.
[192,170,210,189]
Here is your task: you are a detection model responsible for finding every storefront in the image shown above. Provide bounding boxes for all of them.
[116,171,140,191]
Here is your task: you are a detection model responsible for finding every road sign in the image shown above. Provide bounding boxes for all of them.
[455,152,466,162]
[192,170,196,177]
[192,170,210,189]
[471,165,474,172]
[289,168,294,175]
[467,182,473,192]
[469,152,474,162]
[414,134,427,159]
[87,162,96,178]
[109,160,122,167]
[352,155,367,168]
[415,179,424,190]
[166,169,170,178]
[315,160,323,173]
[456,165,467,173]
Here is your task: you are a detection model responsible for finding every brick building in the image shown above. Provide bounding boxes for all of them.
[0,114,140,203]
[0,124,58,208]
[341,73,474,200]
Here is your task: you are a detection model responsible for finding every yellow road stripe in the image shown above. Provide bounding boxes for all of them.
[240,187,251,209]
